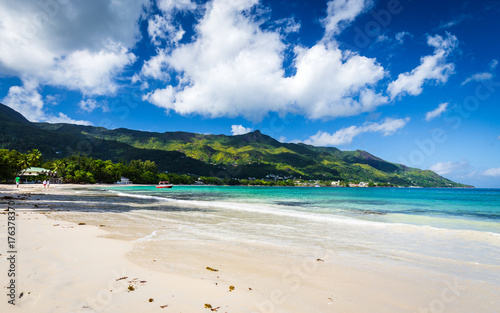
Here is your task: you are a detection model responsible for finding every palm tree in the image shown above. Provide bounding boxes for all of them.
[51,159,66,178]
[85,156,94,172]
[18,154,31,174]
[28,149,42,167]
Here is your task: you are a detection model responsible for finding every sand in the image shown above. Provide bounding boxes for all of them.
[0,184,498,312]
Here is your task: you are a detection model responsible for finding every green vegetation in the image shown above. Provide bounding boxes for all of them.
[0,149,156,184]
[0,103,473,187]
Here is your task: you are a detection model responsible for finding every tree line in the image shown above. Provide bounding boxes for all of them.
[0,149,291,185]
[0,149,163,184]
[0,149,393,186]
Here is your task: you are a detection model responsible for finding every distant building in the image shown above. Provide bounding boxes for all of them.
[116,176,132,185]
[348,182,369,187]
[18,167,60,183]
[331,180,341,187]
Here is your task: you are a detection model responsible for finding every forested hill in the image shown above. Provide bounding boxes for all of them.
[0,103,470,187]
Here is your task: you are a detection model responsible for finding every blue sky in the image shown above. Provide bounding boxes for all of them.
[0,0,499,187]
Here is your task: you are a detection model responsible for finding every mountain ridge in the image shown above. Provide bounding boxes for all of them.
[0,103,471,187]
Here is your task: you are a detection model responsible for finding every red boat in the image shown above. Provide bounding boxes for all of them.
[156,181,173,188]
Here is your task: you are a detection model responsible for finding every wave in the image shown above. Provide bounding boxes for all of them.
[133,230,158,242]
[110,189,387,226]
[108,190,500,238]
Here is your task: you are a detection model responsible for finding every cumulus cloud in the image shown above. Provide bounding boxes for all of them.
[2,81,45,122]
[2,81,92,125]
[79,99,99,113]
[157,0,197,14]
[0,0,149,120]
[461,72,493,86]
[231,125,253,135]
[304,117,409,146]
[429,161,470,176]
[147,15,185,46]
[48,43,137,95]
[46,113,93,126]
[140,49,171,81]
[0,0,147,92]
[146,0,195,47]
[78,99,109,113]
[143,0,387,121]
[425,102,448,121]
[482,167,500,177]
[387,33,458,99]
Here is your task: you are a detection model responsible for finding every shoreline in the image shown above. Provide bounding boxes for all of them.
[0,184,498,312]
[1,183,478,189]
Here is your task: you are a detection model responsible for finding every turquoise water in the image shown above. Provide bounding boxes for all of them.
[109,186,500,233]
[101,186,500,284]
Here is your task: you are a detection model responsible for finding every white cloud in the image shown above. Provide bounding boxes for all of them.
[48,43,137,95]
[147,14,185,46]
[231,125,253,135]
[2,81,45,122]
[429,161,470,176]
[273,17,301,34]
[376,34,390,43]
[461,72,493,86]
[490,59,498,70]
[322,0,370,39]
[0,0,149,121]
[0,0,148,129]
[156,0,197,14]
[482,167,500,177]
[425,102,448,121]
[437,15,468,30]
[387,33,458,99]
[395,31,411,44]
[304,117,410,146]
[45,113,93,126]
[78,98,109,113]
[2,81,92,125]
[79,99,99,112]
[140,49,171,81]
[144,0,387,121]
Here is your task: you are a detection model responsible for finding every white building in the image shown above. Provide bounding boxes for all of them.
[116,177,132,184]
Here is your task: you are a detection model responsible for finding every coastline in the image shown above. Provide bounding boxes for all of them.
[1,184,498,312]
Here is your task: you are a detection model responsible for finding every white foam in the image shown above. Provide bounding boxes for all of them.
[110,189,396,228]
[109,190,500,239]
[133,230,158,243]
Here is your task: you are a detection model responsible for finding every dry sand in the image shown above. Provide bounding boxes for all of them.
[0,184,498,312]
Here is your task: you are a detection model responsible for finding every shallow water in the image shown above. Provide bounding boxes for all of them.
[51,186,500,286]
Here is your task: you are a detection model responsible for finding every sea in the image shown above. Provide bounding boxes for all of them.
[94,186,500,287]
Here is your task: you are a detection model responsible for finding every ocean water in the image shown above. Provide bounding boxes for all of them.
[100,186,500,285]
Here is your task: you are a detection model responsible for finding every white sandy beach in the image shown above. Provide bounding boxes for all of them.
[1,184,499,313]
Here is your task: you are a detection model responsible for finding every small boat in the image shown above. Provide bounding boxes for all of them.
[156,181,173,188]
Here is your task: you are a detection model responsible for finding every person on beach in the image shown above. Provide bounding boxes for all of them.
[43,180,47,188]
[47,180,50,189]
[15,176,20,188]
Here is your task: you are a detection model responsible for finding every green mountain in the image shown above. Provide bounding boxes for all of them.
[0,103,471,187]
